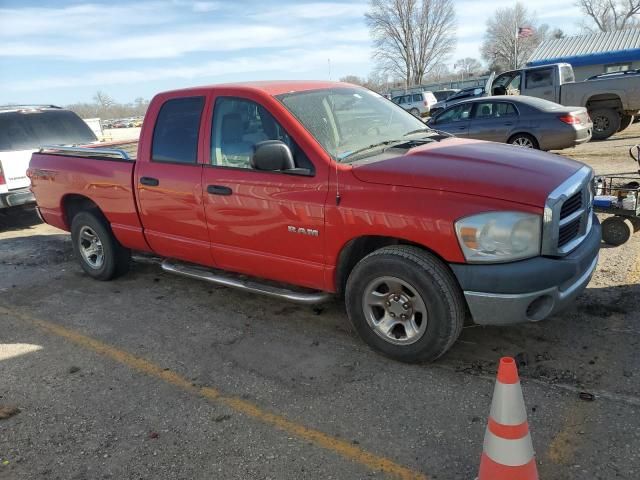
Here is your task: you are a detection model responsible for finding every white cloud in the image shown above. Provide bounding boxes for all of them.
[4,44,372,92]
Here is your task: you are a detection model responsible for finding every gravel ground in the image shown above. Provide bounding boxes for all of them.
[1,126,640,479]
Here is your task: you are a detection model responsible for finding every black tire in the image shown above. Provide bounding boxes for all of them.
[601,216,633,246]
[618,115,634,132]
[508,133,539,149]
[345,245,465,363]
[409,108,420,117]
[629,217,640,233]
[71,211,131,280]
[590,109,620,140]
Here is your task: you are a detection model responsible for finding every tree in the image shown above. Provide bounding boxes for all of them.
[577,0,640,32]
[424,62,451,83]
[454,57,482,78]
[481,2,545,72]
[93,91,115,110]
[366,0,456,87]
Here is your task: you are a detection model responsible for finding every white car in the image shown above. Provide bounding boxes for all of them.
[391,91,438,116]
[0,105,97,210]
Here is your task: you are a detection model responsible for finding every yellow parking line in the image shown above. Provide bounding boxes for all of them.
[0,305,427,480]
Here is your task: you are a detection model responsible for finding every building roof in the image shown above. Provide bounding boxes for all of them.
[528,28,640,67]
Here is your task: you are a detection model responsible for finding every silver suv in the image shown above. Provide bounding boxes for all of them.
[391,91,438,117]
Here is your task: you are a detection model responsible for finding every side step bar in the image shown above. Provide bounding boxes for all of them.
[161,260,333,305]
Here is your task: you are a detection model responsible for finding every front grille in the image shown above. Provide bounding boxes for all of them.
[542,166,593,256]
[560,191,582,219]
[558,218,581,247]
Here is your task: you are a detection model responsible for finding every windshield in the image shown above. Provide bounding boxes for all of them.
[276,87,432,161]
[0,109,97,151]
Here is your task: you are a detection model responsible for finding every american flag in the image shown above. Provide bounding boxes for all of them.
[518,26,534,38]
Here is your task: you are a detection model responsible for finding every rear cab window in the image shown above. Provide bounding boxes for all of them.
[151,96,204,164]
[0,109,97,151]
[525,68,554,89]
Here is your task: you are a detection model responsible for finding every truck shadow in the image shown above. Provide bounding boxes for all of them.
[0,207,42,232]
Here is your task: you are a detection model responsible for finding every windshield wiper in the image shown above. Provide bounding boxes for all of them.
[339,139,404,161]
[403,127,434,137]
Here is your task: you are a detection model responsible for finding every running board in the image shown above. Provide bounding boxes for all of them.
[161,260,332,305]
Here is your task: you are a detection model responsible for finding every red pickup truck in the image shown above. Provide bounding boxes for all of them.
[29,81,601,362]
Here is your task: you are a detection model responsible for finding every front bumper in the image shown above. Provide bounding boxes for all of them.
[450,215,601,325]
[0,187,36,209]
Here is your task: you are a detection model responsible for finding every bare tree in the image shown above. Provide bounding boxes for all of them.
[454,57,483,78]
[366,0,456,87]
[577,0,640,31]
[93,91,115,110]
[481,2,545,72]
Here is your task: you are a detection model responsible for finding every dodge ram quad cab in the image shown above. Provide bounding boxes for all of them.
[490,63,640,140]
[28,81,601,362]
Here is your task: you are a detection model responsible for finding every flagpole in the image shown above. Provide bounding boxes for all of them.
[514,25,518,69]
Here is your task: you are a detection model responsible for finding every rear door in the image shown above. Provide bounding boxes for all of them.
[468,101,518,142]
[201,95,328,290]
[135,95,213,266]
[522,67,557,102]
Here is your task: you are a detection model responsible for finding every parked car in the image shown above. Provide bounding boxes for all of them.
[112,120,131,128]
[429,86,488,116]
[29,81,600,363]
[490,62,640,139]
[432,89,459,102]
[0,105,97,210]
[426,96,592,150]
[391,91,438,116]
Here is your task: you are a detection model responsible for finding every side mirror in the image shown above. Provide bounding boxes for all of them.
[251,140,295,171]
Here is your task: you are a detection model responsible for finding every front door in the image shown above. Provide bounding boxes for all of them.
[432,103,473,137]
[136,95,213,266]
[201,96,328,290]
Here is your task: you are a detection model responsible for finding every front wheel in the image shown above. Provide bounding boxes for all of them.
[71,211,131,280]
[345,246,465,363]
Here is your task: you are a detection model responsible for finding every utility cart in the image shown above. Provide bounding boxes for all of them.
[593,145,640,246]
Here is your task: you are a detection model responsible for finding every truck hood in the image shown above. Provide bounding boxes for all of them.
[351,138,584,207]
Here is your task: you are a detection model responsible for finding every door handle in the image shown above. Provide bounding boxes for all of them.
[207,185,233,196]
[458,126,467,130]
[140,176,159,186]
[503,122,514,126]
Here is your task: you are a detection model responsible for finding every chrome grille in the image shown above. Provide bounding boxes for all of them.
[542,166,593,256]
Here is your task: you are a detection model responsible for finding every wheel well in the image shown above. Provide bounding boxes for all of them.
[586,94,622,112]
[62,194,106,229]
[335,236,427,297]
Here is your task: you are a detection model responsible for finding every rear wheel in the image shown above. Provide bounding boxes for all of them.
[71,211,131,280]
[601,216,633,246]
[409,108,420,117]
[345,245,465,363]
[509,133,539,149]
[618,114,634,132]
[590,108,620,140]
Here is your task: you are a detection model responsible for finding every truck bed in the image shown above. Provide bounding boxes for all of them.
[562,76,640,113]
[28,142,149,252]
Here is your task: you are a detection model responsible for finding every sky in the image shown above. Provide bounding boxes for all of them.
[0,0,584,105]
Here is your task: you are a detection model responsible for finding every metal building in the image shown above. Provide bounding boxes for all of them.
[527,29,640,80]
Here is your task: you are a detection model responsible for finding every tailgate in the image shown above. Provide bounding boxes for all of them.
[0,149,33,190]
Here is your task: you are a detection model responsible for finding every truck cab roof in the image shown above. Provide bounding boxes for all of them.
[160,80,351,97]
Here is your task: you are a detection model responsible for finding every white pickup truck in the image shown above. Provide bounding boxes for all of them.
[0,105,97,210]
[491,63,640,140]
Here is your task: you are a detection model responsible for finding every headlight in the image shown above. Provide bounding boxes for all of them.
[455,211,541,263]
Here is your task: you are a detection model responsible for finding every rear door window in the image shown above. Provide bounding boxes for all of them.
[412,94,422,102]
[151,96,204,164]
[0,110,97,151]
[526,68,554,89]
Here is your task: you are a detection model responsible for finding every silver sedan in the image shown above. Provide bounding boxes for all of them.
[425,96,592,150]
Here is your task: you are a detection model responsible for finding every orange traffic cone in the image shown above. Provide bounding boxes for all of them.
[477,357,538,480]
